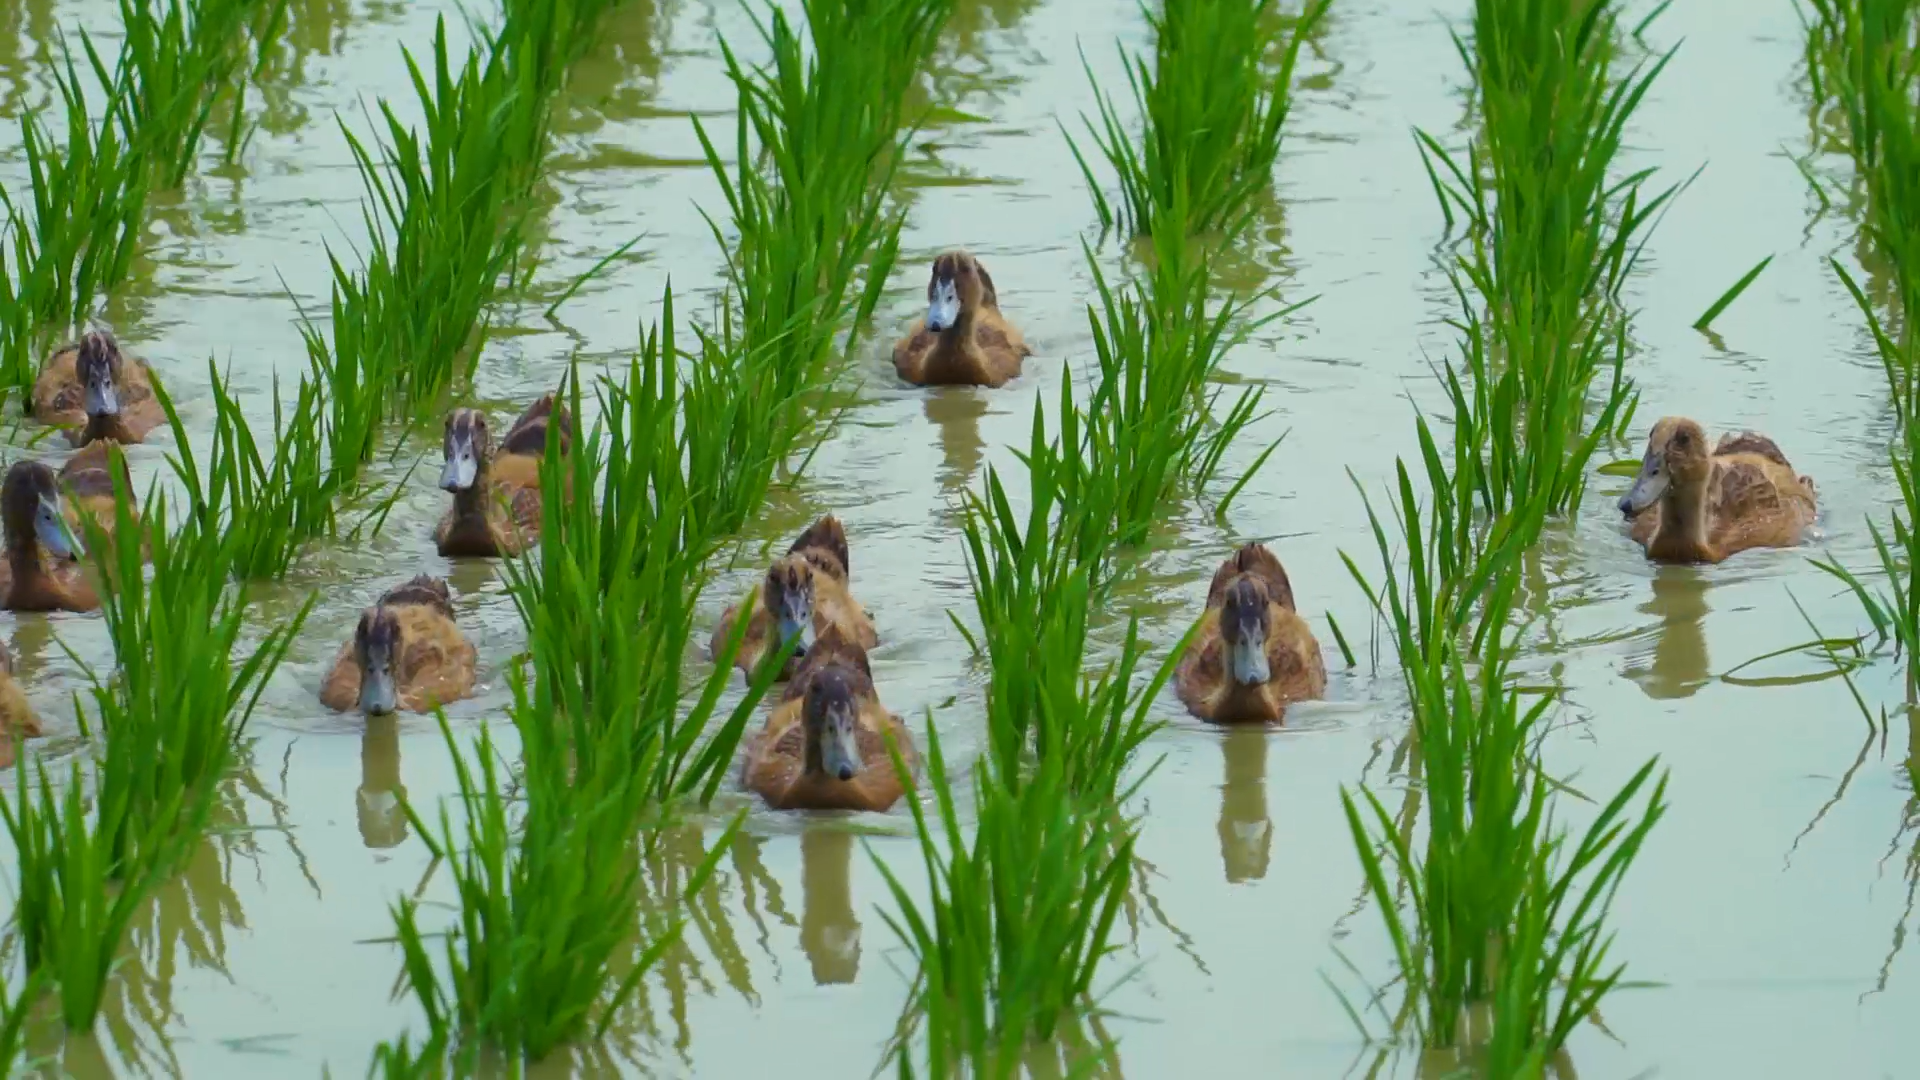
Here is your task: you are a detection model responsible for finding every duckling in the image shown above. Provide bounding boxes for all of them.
[32,327,162,442]
[892,251,1030,388]
[0,460,96,613]
[1618,417,1817,564]
[0,641,41,772]
[710,515,877,679]
[1175,543,1327,724]
[742,631,917,812]
[320,575,477,716]
[435,395,573,558]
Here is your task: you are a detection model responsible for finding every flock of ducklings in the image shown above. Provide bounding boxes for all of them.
[0,252,1825,807]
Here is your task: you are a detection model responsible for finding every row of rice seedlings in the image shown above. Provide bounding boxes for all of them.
[0,50,148,394]
[1070,0,1329,237]
[3,410,310,1028]
[1798,3,1920,699]
[882,401,1181,1072]
[107,0,290,187]
[379,294,781,1067]
[1418,0,1673,522]
[692,0,951,534]
[1339,556,1667,1067]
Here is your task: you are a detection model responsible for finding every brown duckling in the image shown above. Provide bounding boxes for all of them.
[711,515,877,679]
[32,327,163,443]
[0,460,96,613]
[435,394,572,558]
[60,439,140,546]
[892,251,1030,388]
[1619,417,1817,564]
[0,641,41,771]
[320,575,477,715]
[742,632,917,812]
[1175,543,1327,724]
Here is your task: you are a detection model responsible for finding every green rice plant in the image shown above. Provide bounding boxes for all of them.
[72,432,313,878]
[1339,613,1667,1061]
[877,725,1138,1074]
[302,17,538,485]
[692,0,950,534]
[108,0,290,187]
[0,48,148,394]
[0,964,37,1070]
[1070,0,1329,236]
[0,758,174,1029]
[165,361,340,579]
[387,301,782,1064]
[1078,221,1291,545]
[1420,0,1674,524]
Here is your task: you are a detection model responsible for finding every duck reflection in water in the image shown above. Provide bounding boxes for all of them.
[1625,567,1710,700]
[924,387,989,498]
[1217,727,1273,884]
[800,828,860,984]
[357,715,409,848]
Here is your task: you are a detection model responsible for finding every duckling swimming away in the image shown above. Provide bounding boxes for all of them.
[711,515,877,679]
[435,394,573,558]
[742,632,917,812]
[892,251,1030,388]
[320,575,477,716]
[1618,417,1817,564]
[32,327,163,444]
[0,460,96,613]
[1175,543,1327,724]
[0,641,41,771]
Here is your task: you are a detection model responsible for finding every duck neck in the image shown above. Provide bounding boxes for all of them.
[6,537,42,586]
[1654,476,1713,558]
[934,300,978,355]
[800,723,829,778]
[79,412,132,446]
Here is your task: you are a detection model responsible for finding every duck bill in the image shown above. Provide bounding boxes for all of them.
[776,599,814,658]
[36,496,80,560]
[925,283,960,333]
[1620,455,1668,514]
[822,708,861,782]
[440,436,478,492]
[84,374,119,417]
[1228,626,1270,686]
[359,669,399,715]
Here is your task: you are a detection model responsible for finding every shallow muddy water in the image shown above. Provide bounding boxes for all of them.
[1,0,1917,1076]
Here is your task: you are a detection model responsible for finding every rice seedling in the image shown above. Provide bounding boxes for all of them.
[1070,0,1329,236]
[73,447,312,878]
[692,0,950,533]
[107,0,290,187]
[0,965,37,1071]
[1420,0,1675,523]
[0,757,175,1029]
[387,302,781,1065]
[1797,5,1920,699]
[0,49,148,393]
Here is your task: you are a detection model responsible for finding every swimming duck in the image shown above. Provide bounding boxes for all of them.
[435,394,573,558]
[0,460,96,612]
[711,515,877,679]
[60,439,140,545]
[1618,417,1817,564]
[32,327,164,444]
[320,575,477,715]
[742,631,917,812]
[0,641,40,771]
[892,251,1030,388]
[1175,543,1327,724]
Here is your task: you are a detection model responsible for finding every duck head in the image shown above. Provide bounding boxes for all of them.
[1220,576,1273,686]
[353,606,403,715]
[802,663,863,782]
[924,251,986,333]
[764,555,817,659]
[77,328,124,420]
[440,409,492,493]
[1620,416,1709,515]
[2,461,81,561]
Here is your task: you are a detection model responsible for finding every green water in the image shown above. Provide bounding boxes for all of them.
[0,0,1915,1075]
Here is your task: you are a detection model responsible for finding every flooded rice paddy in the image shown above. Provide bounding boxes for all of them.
[0,0,1916,1075]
